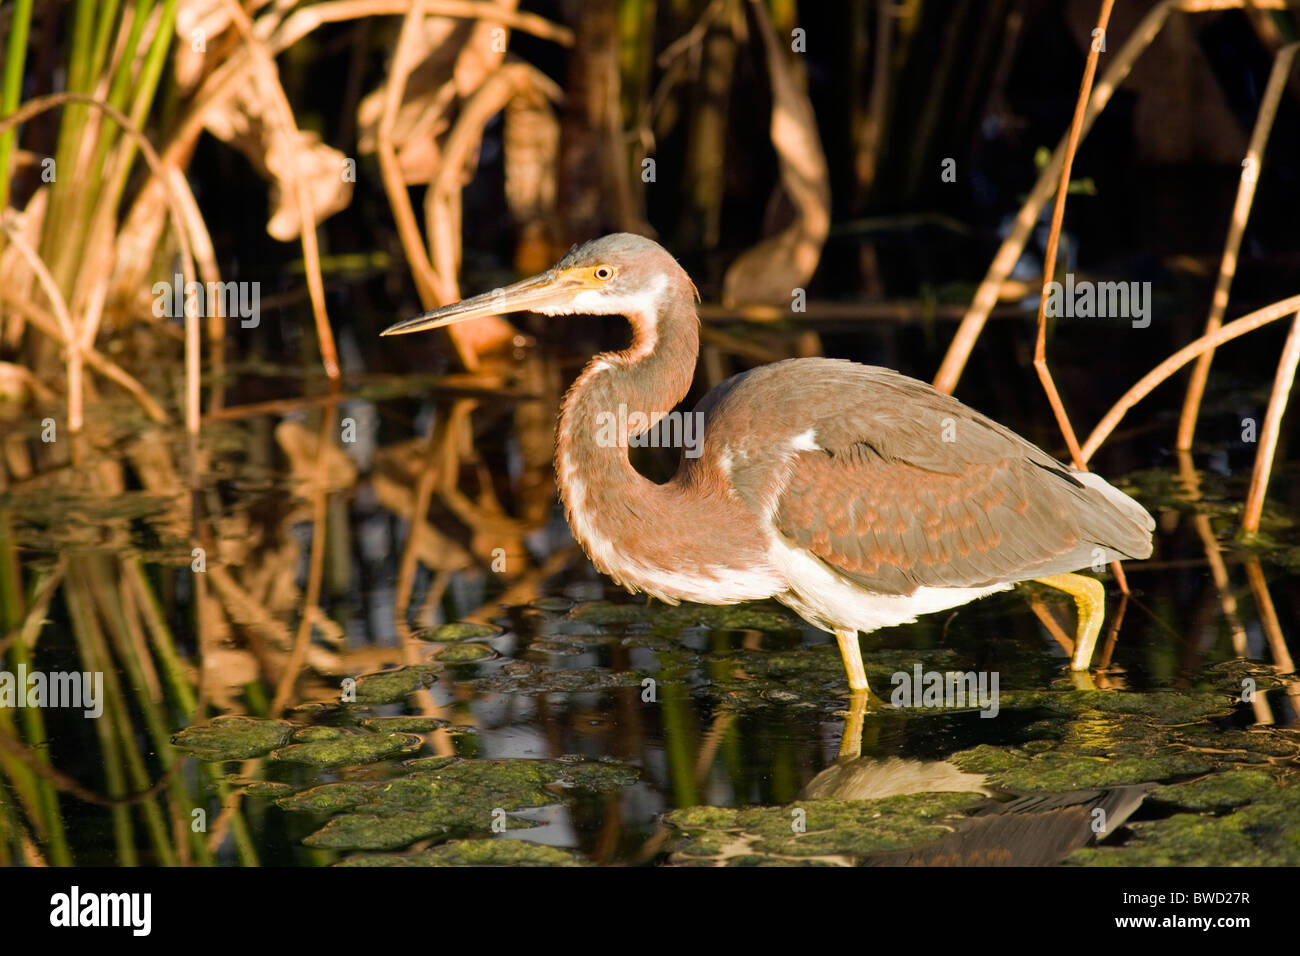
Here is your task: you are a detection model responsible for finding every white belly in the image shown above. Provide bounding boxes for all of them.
[767,533,1011,634]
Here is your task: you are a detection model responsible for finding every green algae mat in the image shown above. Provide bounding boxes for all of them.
[168,599,1300,866]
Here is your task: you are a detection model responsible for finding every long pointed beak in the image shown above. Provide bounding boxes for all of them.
[381,270,580,336]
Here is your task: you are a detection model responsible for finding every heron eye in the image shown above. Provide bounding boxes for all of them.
[593,265,614,281]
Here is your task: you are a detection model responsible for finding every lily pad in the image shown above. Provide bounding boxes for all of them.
[568,601,652,627]
[556,758,640,792]
[171,716,292,761]
[292,726,348,742]
[359,716,449,733]
[270,731,423,768]
[277,782,376,813]
[433,643,498,663]
[289,759,565,850]
[304,811,454,850]
[415,622,500,643]
[470,667,643,695]
[351,665,439,704]
[996,689,1233,724]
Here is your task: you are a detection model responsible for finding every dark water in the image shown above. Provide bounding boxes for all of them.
[1,362,1298,867]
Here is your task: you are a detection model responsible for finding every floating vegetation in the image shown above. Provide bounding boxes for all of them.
[415,622,502,643]
[153,585,1300,868]
[359,716,449,733]
[995,689,1237,725]
[666,793,988,865]
[335,840,586,867]
[469,666,645,695]
[951,748,1217,792]
[569,599,803,635]
[351,666,440,705]
[529,597,576,613]
[171,717,292,761]
[1148,769,1282,812]
[1070,778,1300,866]
[282,758,634,851]
[269,732,424,768]
[433,643,498,663]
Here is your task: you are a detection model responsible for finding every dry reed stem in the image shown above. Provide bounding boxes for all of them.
[413,569,453,639]
[1241,557,1300,728]
[375,0,479,365]
[272,0,574,50]
[141,1,568,377]
[0,293,167,421]
[1177,43,1300,450]
[1032,0,1113,469]
[1028,0,1129,594]
[1028,592,1076,658]
[1096,590,1129,672]
[220,0,339,380]
[395,400,473,633]
[1241,310,1300,534]
[207,565,295,651]
[1080,294,1300,462]
[1178,451,1249,653]
[427,64,557,284]
[693,712,736,790]
[0,92,201,429]
[932,0,1294,395]
[1243,557,1296,674]
[0,559,65,659]
[0,218,83,430]
[269,406,337,716]
[425,62,557,356]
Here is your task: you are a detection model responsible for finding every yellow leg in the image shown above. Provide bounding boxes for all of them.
[1035,573,1106,670]
[834,628,870,692]
[838,689,870,759]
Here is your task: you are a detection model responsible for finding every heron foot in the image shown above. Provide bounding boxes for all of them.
[1034,573,1106,670]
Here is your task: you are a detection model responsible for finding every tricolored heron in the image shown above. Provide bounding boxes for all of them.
[383,234,1154,693]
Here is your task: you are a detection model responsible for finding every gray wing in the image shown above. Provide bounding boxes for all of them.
[689,359,1154,595]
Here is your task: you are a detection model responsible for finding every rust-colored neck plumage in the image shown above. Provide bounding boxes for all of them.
[554,279,703,587]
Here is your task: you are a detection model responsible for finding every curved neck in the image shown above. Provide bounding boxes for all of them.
[561,298,699,438]
[555,291,699,571]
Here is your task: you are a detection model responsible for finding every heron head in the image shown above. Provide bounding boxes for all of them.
[381,233,697,337]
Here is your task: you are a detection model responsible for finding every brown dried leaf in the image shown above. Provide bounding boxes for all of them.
[174,0,236,93]
[356,16,467,184]
[265,129,354,241]
[203,77,353,241]
[722,0,830,307]
[356,7,515,185]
